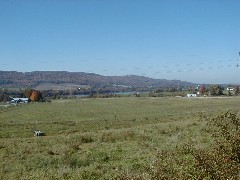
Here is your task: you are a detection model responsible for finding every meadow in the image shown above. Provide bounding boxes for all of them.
[0,96,239,179]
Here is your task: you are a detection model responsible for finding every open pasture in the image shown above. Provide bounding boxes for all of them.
[0,97,239,179]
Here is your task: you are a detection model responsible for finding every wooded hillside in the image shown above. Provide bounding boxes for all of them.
[0,71,195,91]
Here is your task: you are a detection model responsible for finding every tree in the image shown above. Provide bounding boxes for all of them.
[25,89,43,102]
[0,93,11,102]
[188,86,194,93]
[235,86,240,95]
[199,85,206,95]
[228,90,232,96]
[30,90,42,102]
[25,89,34,98]
[209,85,224,96]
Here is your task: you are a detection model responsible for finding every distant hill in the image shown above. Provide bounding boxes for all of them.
[0,71,196,91]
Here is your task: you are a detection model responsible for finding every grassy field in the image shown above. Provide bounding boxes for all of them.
[0,96,239,179]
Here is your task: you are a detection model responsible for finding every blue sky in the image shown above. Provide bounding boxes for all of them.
[0,0,239,84]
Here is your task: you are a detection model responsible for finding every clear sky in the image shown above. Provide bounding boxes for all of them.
[0,0,239,84]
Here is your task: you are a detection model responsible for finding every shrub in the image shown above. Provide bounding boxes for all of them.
[80,134,94,143]
[193,110,240,179]
[119,110,240,179]
[100,132,116,143]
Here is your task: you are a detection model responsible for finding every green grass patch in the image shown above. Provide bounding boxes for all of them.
[0,97,239,179]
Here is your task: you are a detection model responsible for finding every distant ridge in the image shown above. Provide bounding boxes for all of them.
[0,71,195,90]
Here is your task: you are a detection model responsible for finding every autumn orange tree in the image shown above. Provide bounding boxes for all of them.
[25,89,43,102]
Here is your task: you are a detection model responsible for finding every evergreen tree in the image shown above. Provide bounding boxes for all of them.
[235,86,240,95]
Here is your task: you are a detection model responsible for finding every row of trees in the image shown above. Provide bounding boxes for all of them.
[0,84,239,102]
[0,89,43,102]
[195,85,239,96]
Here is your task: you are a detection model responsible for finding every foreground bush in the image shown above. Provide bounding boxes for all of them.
[120,110,240,179]
[193,110,240,179]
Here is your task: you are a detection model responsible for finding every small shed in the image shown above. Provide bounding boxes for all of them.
[34,130,45,137]
[187,94,197,98]
[12,98,29,104]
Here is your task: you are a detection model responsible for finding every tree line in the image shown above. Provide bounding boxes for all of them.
[0,89,44,102]
[0,85,239,102]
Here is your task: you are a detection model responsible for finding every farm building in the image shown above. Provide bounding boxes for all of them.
[11,98,29,104]
[187,94,197,98]
[226,87,235,91]
[34,130,45,137]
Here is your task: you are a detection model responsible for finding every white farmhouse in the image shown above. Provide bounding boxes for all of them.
[187,94,197,98]
[226,87,235,91]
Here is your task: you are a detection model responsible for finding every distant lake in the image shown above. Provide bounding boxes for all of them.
[74,91,140,98]
[111,91,139,95]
